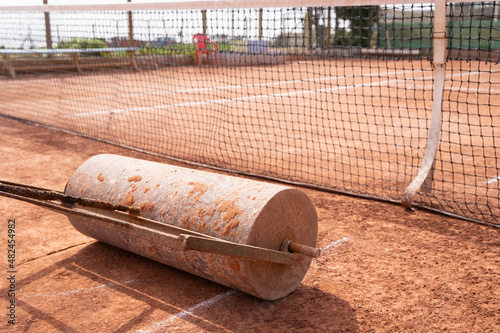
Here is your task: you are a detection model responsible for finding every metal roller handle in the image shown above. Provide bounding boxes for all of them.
[0,180,321,264]
[281,239,321,258]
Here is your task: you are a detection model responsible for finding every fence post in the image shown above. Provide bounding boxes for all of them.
[305,7,313,49]
[259,8,263,40]
[327,7,331,47]
[402,0,448,208]
[202,10,207,35]
[128,0,134,47]
[43,0,52,49]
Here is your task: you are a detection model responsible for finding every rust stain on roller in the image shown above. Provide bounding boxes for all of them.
[227,258,240,271]
[198,220,208,233]
[180,216,194,229]
[197,207,215,219]
[149,246,159,256]
[222,219,239,236]
[143,187,151,193]
[140,202,154,213]
[97,173,104,182]
[122,193,135,206]
[222,206,243,224]
[128,175,142,182]
[215,199,243,224]
[188,182,210,202]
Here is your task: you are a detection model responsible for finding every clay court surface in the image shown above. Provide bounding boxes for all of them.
[0,57,499,331]
[0,115,499,332]
[0,58,499,219]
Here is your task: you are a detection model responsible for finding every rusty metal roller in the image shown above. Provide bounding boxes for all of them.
[64,154,318,300]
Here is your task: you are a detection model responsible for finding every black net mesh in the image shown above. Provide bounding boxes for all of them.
[0,2,498,226]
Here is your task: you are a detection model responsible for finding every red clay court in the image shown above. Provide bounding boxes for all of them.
[1,1,499,332]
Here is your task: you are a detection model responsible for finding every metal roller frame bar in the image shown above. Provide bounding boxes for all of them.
[0,181,318,265]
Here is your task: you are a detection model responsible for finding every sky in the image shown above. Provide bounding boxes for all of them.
[1,0,436,49]
[2,0,434,10]
[1,0,191,6]
[0,1,309,48]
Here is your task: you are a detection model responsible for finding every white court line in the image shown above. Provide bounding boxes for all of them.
[68,69,485,118]
[135,290,237,333]
[484,176,500,185]
[70,73,437,117]
[321,237,350,252]
[23,279,136,298]
[411,86,500,94]
[42,68,424,105]
[135,237,351,332]
[456,156,473,163]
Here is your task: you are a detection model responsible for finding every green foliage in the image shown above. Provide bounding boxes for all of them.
[138,41,230,57]
[217,43,231,52]
[139,47,170,56]
[333,28,353,47]
[377,21,433,49]
[448,20,500,50]
[334,6,378,48]
[56,38,107,53]
[377,20,500,51]
[139,43,202,56]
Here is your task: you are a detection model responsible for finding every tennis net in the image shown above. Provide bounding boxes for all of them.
[0,1,498,227]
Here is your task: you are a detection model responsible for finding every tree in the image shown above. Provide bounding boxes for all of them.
[334,6,378,48]
[305,7,330,49]
[56,38,108,56]
[56,38,107,50]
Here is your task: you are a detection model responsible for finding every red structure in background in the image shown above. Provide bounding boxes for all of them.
[193,34,218,65]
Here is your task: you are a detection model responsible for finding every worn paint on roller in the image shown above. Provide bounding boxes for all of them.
[128,175,143,182]
[140,202,154,213]
[187,182,211,202]
[65,154,318,300]
[222,220,239,236]
[122,193,135,206]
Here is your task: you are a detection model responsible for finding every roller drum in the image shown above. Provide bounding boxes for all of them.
[65,154,318,300]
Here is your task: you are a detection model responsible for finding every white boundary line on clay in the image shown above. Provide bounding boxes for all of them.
[67,70,485,118]
[44,68,424,106]
[412,86,500,94]
[483,176,500,185]
[135,289,237,333]
[135,236,351,332]
[69,73,435,117]
[23,279,136,299]
[52,67,495,108]
[320,237,351,252]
